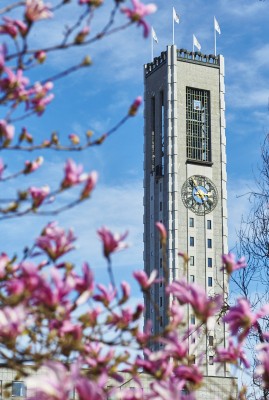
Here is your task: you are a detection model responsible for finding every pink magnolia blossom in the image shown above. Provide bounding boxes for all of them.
[0,44,6,70]
[61,158,86,188]
[74,262,94,293]
[0,305,27,339]
[97,226,128,260]
[69,133,80,145]
[174,364,203,387]
[215,338,250,368]
[83,341,116,370]
[0,119,14,143]
[19,127,33,143]
[58,320,82,341]
[0,67,29,94]
[32,92,54,115]
[34,269,74,308]
[132,303,144,321]
[167,279,222,322]
[27,361,73,400]
[0,17,27,38]
[6,277,25,296]
[34,50,46,63]
[93,284,117,307]
[20,261,42,291]
[35,221,76,261]
[28,81,54,115]
[155,221,167,244]
[120,281,130,304]
[133,269,158,290]
[84,307,101,327]
[121,0,157,37]
[28,360,107,400]
[74,262,94,305]
[29,185,50,208]
[24,156,44,173]
[136,320,152,346]
[159,331,188,360]
[75,377,105,400]
[128,95,142,116]
[223,298,269,341]
[0,253,9,278]
[81,170,98,199]
[7,261,43,297]
[0,158,4,179]
[147,379,192,400]
[222,253,247,275]
[169,299,184,328]
[107,307,134,330]
[135,349,173,379]
[25,0,53,22]
[75,26,90,44]
[256,344,269,389]
[120,387,144,400]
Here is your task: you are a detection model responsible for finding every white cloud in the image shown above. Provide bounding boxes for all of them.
[220,0,267,17]
[1,169,144,274]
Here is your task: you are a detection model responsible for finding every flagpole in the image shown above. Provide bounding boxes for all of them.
[214,19,217,56]
[151,28,153,62]
[172,8,175,45]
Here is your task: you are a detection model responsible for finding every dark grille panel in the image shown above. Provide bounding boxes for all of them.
[186,87,211,162]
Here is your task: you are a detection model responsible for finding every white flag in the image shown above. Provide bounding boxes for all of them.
[152,27,158,43]
[193,34,201,51]
[173,7,180,24]
[214,16,221,34]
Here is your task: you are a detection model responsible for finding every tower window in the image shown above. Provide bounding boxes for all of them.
[209,356,214,365]
[190,237,194,247]
[209,335,214,346]
[190,256,195,266]
[189,217,194,227]
[12,381,26,397]
[190,314,195,325]
[190,275,195,283]
[208,277,213,287]
[160,316,163,327]
[208,257,213,268]
[160,258,162,268]
[186,87,211,162]
[207,238,212,248]
[160,296,163,307]
[207,220,212,229]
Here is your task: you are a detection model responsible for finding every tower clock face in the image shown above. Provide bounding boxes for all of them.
[181,175,218,215]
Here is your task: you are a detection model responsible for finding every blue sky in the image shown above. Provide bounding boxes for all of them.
[2,0,269,296]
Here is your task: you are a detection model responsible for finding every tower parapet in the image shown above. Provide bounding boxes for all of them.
[145,49,220,77]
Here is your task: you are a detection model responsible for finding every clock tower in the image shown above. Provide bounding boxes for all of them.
[143,46,232,397]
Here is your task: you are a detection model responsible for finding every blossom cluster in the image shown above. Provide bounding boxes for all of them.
[0,222,266,399]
